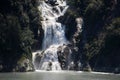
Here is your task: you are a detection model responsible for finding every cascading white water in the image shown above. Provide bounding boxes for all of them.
[33,0,69,70]
[42,21,67,50]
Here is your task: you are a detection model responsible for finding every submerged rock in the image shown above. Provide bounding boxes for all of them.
[114,68,120,74]
[82,62,92,72]
[0,65,3,71]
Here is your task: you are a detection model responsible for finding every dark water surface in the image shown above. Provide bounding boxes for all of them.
[0,71,120,80]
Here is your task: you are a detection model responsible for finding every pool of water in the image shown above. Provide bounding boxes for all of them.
[0,71,119,80]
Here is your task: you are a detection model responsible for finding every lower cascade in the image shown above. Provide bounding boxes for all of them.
[33,0,70,71]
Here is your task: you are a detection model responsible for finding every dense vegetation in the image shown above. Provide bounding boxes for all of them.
[67,0,120,72]
[0,0,41,72]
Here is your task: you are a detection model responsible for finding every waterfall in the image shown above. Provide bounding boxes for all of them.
[33,0,69,71]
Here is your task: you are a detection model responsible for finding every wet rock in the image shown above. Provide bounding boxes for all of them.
[68,61,75,70]
[57,44,72,69]
[16,58,34,72]
[57,44,81,70]
[46,61,52,71]
[45,0,58,6]
[82,62,92,72]
[72,17,82,46]
[34,52,43,69]
[19,67,26,72]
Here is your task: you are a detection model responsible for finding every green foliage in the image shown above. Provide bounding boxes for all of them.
[68,0,81,6]
[0,14,34,63]
[68,0,120,69]
[20,27,34,59]
[84,33,106,60]
[107,18,120,35]
[67,0,82,16]
[84,0,103,23]
[0,15,21,65]
[0,0,39,71]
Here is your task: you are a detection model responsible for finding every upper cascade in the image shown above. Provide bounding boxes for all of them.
[38,0,68,21]
[38,0,69,50]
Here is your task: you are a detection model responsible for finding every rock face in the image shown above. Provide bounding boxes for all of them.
[72,18,82,47]
[57,44,72,70]
[58,16,83,70]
